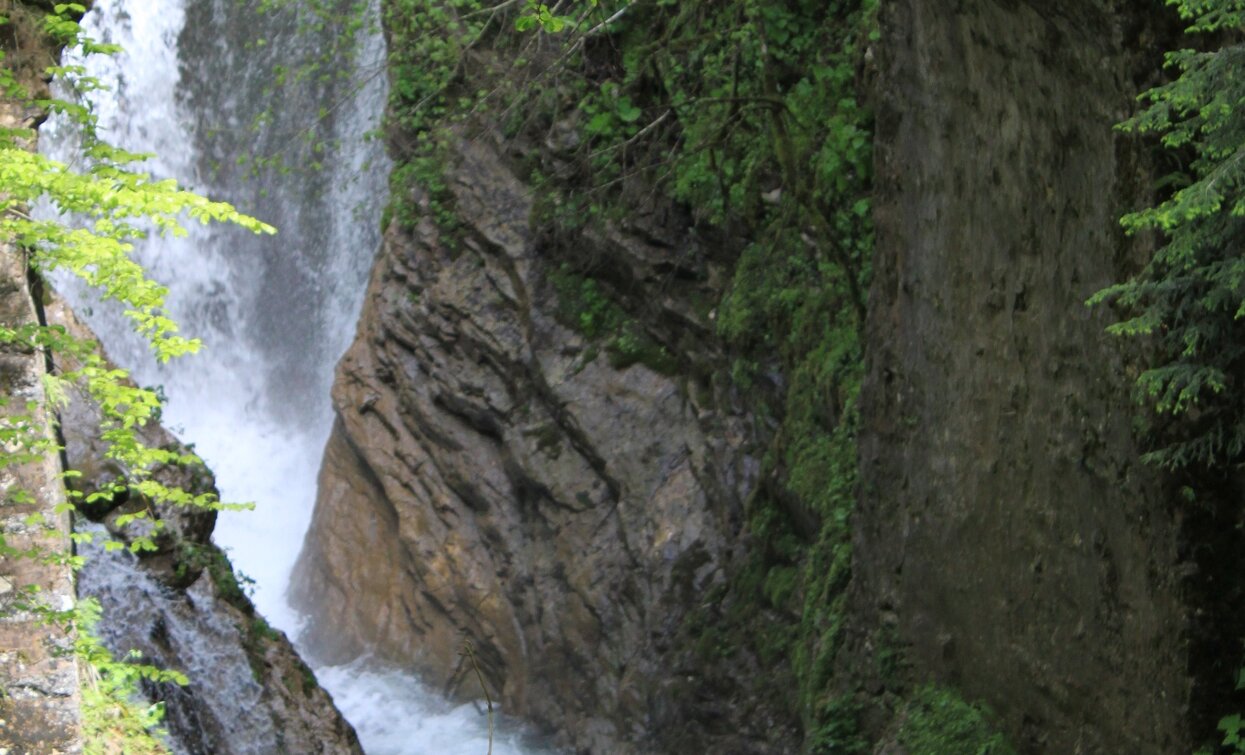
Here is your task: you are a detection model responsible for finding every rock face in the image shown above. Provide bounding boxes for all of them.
[46,298,363,755]
[0,238,82,755]
[74,539,364,755]
[291,137,765,752]
[850,2,1193,752]
[294,1,1239,753]
[0,7,83,750]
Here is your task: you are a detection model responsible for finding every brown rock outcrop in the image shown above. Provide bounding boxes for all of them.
[850,2,1195,752]
[291,136,763,752]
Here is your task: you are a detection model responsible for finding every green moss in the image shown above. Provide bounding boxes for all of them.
[762,564,799,609]
[808,695,869,754]
[873,632,906,689]
[701,0,874,739]
[388,147,462,236]
[176,541,255,612]
[549,264,625,340]
[897,686,1016,755]
[522,422,563,458]
[300,662,318,696]
[548,264,678,375]
[606,323,679,375]
[242,616,280,682]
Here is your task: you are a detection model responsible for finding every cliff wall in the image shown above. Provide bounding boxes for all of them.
[291,134,777,752]
[850,2,1200,752]
[0,193,82,755]
[295,1,1236,753]
[0,6,83,749]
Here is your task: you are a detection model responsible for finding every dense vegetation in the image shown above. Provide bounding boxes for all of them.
[1089,1,1245,748]
[1093,0,1245,471]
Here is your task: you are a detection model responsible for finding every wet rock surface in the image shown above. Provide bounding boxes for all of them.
[291,136,768,753]
[46,298,362,755]
[0,255,81,755]
[0,8,82,749]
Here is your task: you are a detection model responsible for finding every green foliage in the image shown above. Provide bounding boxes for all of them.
[896,686,1015,755]
[381,0,491,236]
[1089,1,1245,469]
[4,146,271,356]
[389,148,460,233]
[514,0,588,33]
[683,0,873,741]
[1088,5,1245,750]
[549,264,624,339]
[548,263,676,373]
[807,694,868,754]
[1222,711,1245,753]
[1209,667,1245,753]
[73,597,185,754]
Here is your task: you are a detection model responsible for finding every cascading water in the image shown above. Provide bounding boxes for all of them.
[42,2,544,752]
[77,522,282,755]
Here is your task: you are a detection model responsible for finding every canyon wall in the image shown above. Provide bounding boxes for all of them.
[296,1,1237,753]
[850,1,1196,752]
[0,10,84,750]
[0,200,82,755]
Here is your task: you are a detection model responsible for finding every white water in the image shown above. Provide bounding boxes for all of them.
[42,1,545,752]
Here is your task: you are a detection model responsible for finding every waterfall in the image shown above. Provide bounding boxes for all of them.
[42,1,546,752]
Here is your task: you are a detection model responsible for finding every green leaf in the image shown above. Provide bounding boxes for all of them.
[617,97,642,123]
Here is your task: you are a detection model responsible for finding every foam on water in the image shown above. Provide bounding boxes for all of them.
[318,659,551,755]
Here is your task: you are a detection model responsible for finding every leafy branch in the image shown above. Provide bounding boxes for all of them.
[1090,0,1245,470]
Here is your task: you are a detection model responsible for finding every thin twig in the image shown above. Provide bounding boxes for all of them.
[581,1,632,36]
[587,109,671,161]
[461,640,494,755]
[462,0,525,19]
